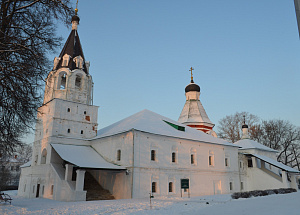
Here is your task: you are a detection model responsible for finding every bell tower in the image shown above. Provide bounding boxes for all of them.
[44,12,92,105]
[178,67,216,137]
[31,9,98,166]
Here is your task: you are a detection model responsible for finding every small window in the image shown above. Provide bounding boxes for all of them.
[152,182,156,193]
[117,150,121,161]
[84,111,86,115]
[151,150,156,161]
[81,130,83,134]
[241,182,244,190]
[169,182,173,192]
[67,108,70,112]
[67,129,70,133]
[172,152,176,163]
[209,155,214,166]
[229,182,233,191]
[51,185,54,195]
[225,158,229,167]
[191,154,195,164]
[248,157,253,167]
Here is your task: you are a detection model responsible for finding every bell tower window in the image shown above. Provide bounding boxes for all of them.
[75,75,82,89]
[58,72,67,90]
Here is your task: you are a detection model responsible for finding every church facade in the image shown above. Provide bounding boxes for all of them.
[18,13,299,201]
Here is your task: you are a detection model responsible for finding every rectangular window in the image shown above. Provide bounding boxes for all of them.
[51,185,54,195]
[225,158,229,167]
[229,182,233,191]
[117,150,121,161]
[151,150,156,161]
[191,154,195,164]
[152,182,156,193]
[172,152,176,163]
[248,157,253,167]
[209,155,214,166]
[169,182,173,192]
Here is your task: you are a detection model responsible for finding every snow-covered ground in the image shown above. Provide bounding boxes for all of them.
[1,190,299,215]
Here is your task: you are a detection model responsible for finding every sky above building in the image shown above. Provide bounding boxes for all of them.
[44,0,300,139]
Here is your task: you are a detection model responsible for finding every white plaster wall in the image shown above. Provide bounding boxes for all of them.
[89,169,132,199]
[239,149,277,160]
[132,131,239,198]
[91,132,134,167]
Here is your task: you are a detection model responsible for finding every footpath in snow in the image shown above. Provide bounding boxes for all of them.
[0,190,300,215]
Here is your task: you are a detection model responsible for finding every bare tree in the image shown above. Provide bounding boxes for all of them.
[0,0,73,157]
[259,120,300,170]
[217,112,260,143]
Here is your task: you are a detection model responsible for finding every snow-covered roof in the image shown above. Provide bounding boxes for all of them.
[51,144,126,170]
[96,109,235,147]
[178,100,214,125]
[234,139,278,153]
[20,160,31,168]
[249,153,300,173]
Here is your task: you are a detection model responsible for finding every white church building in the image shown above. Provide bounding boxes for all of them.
[18,13,299,201]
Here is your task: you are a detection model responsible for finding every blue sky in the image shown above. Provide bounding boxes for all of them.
[27,1,300,143]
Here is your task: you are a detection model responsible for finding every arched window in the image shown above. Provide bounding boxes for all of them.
[41,148,47,164]
[75,74,82,89]
[172,152,176,163]
[117,150,121,161]
[152,182,156,193]
[151,150,156,161]
[169,182,173,192]
[59,73,67,89]
[191,154,195,164]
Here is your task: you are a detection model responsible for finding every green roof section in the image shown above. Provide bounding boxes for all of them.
[163,120,185,132]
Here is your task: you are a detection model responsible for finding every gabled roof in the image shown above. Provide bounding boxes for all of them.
[51,144,125,170]
[55,29,87,73]
[96,109,235,147]
[234,139,278,153]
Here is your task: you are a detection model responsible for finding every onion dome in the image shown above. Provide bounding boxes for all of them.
[185,80,200,93]
[242,124,248,128]
[72,15,80,23]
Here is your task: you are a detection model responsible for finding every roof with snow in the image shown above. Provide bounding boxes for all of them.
[51,144,126,170]
[234,139,278,153]
[178,99,214,126]
[96,109,235,147]
[247,153,300,173]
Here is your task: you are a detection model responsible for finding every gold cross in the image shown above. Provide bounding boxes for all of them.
[189,67,194,81]
[75,0,79,15]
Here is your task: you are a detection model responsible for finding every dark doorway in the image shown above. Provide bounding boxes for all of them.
[36,184,40,198]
